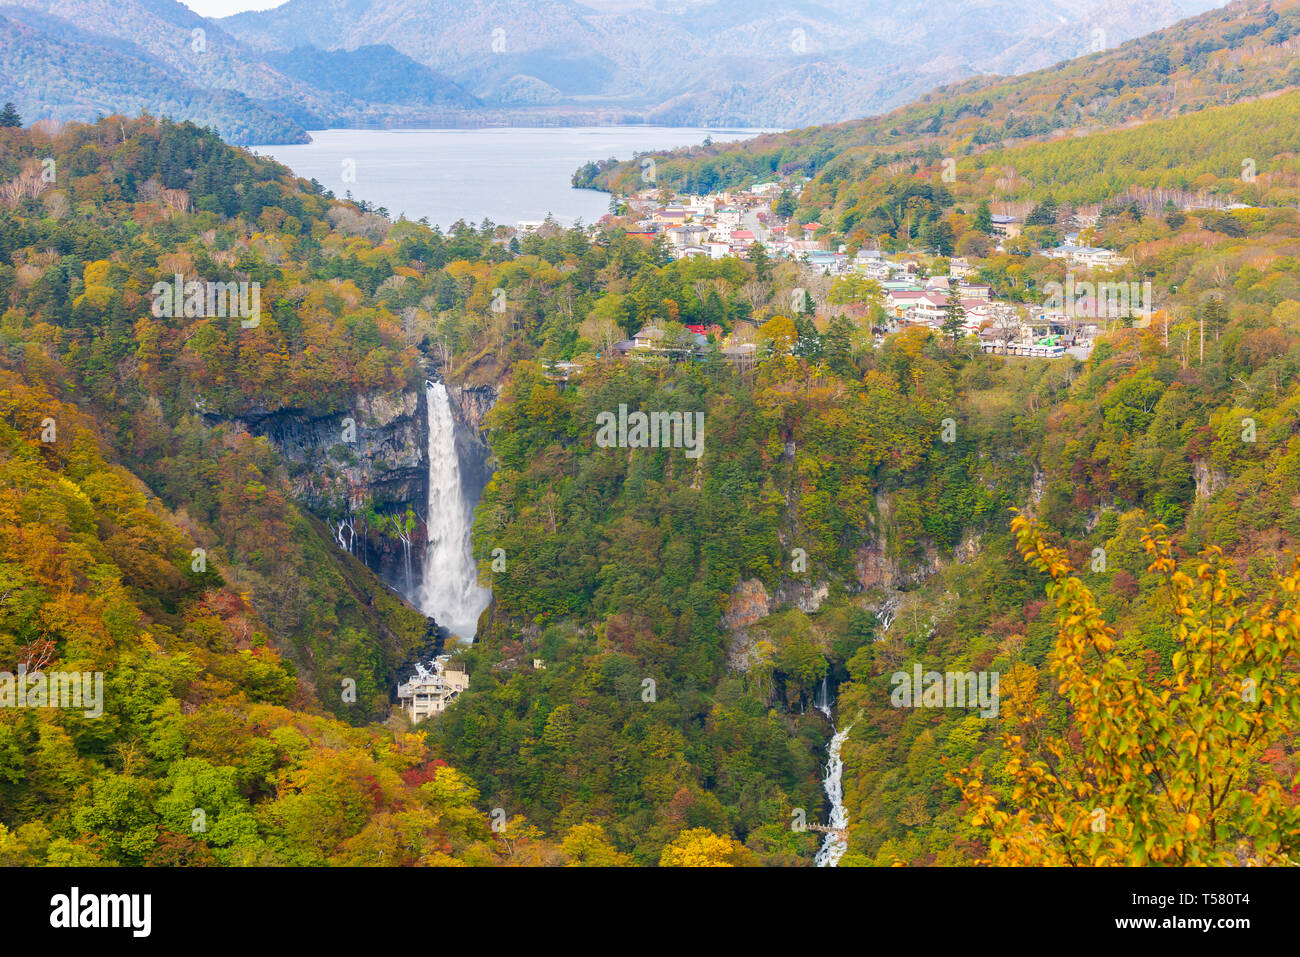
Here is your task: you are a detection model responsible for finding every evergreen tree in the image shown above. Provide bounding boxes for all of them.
[702,288,727,327]
[794,313,822,359]
[1025,195,1059,226]
[748,242,773,281]
[974,200,993,234]
[923,219,955,256]
[823,314,854,374]
[1201,294,1227,337]
[941,286,966,341]
[0,102,23,128]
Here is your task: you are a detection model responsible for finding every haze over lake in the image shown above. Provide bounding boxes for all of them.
[252,127,772,229]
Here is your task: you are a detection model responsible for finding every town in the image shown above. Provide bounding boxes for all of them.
[527,177,1201,369]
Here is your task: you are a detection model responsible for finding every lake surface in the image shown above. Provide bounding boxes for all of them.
[251,126,772,230]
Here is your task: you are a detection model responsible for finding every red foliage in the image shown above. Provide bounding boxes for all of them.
[400,759,448,787]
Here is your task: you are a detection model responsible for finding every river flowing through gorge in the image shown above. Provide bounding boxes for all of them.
[814,677,852,867]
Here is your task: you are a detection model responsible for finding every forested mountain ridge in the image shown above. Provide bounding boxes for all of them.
[1,0,1223,141]
[583,0,1300,197]
[0,0,484,144]
[0,5,315,145]
[221,0,1215,127]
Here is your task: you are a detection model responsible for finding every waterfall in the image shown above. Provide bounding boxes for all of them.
[814,723,854,868]
[417,381,490,639]
[813,675,832,720]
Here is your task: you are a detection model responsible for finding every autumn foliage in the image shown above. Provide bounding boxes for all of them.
[958,514,1300,865]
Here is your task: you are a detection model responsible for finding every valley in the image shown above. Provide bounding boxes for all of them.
[0,0,1297,877]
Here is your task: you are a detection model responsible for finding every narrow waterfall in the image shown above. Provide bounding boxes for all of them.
[813,675,832,719]
[417,381,490,639]
[814,723,854,867]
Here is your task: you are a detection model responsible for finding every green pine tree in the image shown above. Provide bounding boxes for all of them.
[0,102,22,128]
[941,286,966,342]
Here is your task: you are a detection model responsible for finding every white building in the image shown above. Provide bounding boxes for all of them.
[397,656,469,723]
[1043,244,1129,268]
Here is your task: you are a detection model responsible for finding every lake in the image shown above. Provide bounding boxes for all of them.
[251,127,772,230]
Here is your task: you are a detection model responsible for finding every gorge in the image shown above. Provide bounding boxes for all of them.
[231,376,497,645]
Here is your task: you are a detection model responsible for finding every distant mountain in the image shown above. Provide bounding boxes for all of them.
[0,0,1231,140]
[585,0,1300,197]
[0,0,485,142]
[222,0,1227,127]
[0,5,313,143]
[262,45,481,109]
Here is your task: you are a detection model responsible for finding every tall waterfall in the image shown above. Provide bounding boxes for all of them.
[814,723,854,867]
[417,381,490,639]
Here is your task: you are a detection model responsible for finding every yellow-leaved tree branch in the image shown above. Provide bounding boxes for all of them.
[954,513,1300,865]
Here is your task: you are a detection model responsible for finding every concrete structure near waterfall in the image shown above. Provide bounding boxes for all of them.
[396,656,469,722]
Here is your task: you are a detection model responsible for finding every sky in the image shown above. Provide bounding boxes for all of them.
[179,0,286,16]
[180,0,1228,21]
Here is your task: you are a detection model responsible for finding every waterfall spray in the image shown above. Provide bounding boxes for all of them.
[418,381,490,638]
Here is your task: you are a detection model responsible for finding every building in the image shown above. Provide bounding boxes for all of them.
[632,325,664,349]
[990,215,1022,239]
[1043,244,1129,268]
[397,657,469,723]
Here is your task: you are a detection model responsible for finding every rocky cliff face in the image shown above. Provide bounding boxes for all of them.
[232,388,426,514]
[448,383,495,509]
[224,378,498,605]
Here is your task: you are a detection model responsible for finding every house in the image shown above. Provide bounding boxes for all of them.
[632,325,664,349]
[886,289,928,317]
[672,245,708,259]
[805,250,848,274]
[666,225,707,247]
[857,258,895,281]
[958,282,991,301]
[722,341,758,362]
[990,215,1022,239]
[882,279,923,294]
[716,207,743,228]
[909,291,951,327]
[397,657,469,723]
[1043,244,1129,268]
